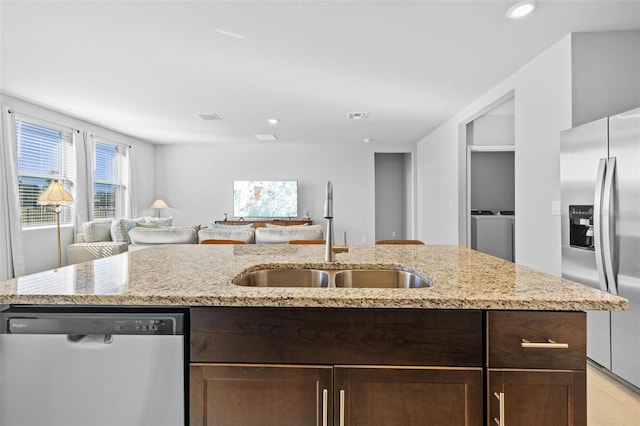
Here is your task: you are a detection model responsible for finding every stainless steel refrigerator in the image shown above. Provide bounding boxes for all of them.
[561,107,640,389]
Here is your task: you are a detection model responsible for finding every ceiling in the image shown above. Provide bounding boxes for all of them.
[1,1,639,146]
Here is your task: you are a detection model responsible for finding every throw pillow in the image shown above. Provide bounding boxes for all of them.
[82,220,113,242]
[110,219,138,243]
[135,221,160,228]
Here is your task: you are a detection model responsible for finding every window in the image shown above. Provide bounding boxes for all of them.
[93,140,129,219]
[15,117,75,228]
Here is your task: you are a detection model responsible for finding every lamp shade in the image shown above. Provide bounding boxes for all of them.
[37,180,74,205]
[150,199,169,209]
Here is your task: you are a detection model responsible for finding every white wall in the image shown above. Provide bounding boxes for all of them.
[469,115,514,146]
[1,95,156,274]
[417,35,573,274]
[572,30,640,127]
[155,142,416,245]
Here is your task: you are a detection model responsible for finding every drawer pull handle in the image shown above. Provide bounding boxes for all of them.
[339,389,345,426]
[493,391,504,426]
[322,388,328,426]
[521,338,569,349]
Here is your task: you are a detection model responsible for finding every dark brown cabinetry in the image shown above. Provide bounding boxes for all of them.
[190,364,482,426]
[189,308,588,426]
[488,370,586,426]
[486,311,587,426]
[190,364,332,426]
[334,366,482,426]
[190,307,483,426]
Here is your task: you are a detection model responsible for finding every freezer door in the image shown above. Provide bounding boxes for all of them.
[560,117,611,368]
[608,107,640,388]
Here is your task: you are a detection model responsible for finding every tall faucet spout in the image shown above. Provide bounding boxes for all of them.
[324,181,335,262]
[325,218,335,262]
[323,181,333,219]
[323,181,348,262]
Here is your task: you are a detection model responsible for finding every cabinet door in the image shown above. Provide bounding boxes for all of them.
[334,366,482,426]
[488,370,586,426]
[190,364,332,426]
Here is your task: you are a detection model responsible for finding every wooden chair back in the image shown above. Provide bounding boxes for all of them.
[375,239,425,245]
[200,239,246,245]
[288,239,326,245]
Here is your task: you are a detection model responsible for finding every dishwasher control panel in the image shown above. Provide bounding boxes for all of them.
[1,313,183,335]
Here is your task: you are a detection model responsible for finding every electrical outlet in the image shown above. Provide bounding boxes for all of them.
[391,231,396,237]
[361,236,366,243]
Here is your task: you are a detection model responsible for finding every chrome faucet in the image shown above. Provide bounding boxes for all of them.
[324,181,348,262]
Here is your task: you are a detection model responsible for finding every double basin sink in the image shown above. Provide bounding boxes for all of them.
[233,268,432,288]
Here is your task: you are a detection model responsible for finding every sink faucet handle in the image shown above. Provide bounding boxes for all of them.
[332,245,349,254]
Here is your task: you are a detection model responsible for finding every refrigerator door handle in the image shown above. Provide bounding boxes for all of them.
[602,157,618,295]
[593,158,608,292]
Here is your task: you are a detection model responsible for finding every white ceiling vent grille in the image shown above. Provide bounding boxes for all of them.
[348,112,368,120]
[196,113,222,121]
[255,134,278,141]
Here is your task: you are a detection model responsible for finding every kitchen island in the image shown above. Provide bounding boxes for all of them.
[0,245,628,426]
[0,244,627,310]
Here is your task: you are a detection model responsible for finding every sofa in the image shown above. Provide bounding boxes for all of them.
[67,219,324,265]
[198,224,323,244]
[67,216,177,264]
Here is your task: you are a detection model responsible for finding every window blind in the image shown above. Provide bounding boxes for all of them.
[15,117,75,227]
[94,140,129,219]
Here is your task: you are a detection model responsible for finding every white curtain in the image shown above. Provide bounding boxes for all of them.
[127,145,136,218]
[0,107,25,280]
[74,130,94,235]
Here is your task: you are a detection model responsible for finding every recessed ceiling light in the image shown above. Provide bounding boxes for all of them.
[255,134,278,141]
[364,138,373,143]
[266,118,279,125]
[506,1,537,19]
[196,114,222,121]
[348,112,369,120]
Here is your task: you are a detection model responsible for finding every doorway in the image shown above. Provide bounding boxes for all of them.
[465,96,515,261]
[374,153,411,241]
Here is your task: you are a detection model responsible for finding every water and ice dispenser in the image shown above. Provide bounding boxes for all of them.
[569,205,594,250]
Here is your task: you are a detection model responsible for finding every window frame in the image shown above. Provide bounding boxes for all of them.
[92,138,130,220]
[15,114,75,229]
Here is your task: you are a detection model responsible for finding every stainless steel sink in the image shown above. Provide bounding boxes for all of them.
[233,269,330,287]
[233,268,431,288]
[334,269,431,288]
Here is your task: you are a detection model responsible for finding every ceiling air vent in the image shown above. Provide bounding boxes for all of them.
[255,134,278,141]
[348,112,368,120]
[196,113,222,121]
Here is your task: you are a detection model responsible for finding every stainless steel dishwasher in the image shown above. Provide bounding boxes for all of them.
[0,309,186,426]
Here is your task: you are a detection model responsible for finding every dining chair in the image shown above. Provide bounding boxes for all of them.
[288,239,326,244]
[200,239,246,244]
[375,239,425,245]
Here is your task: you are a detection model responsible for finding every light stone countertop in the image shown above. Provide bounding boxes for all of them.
[0,244,628,311]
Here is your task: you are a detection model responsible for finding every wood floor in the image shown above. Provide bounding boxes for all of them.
[588,363,640,425]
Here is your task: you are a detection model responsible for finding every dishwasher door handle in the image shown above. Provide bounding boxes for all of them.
[67,334,114,344]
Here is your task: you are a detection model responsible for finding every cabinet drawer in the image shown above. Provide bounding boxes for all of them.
[487,311,586,370]
[191,307,483,366]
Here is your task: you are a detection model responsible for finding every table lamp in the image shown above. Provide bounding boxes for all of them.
[37,180,74,268]
[150,199,169,217]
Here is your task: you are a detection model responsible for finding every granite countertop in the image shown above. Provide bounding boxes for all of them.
[0,245,628,311]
